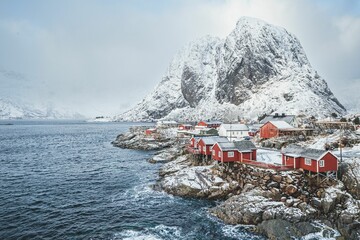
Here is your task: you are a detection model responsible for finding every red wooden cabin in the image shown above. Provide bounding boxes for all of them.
[282,144,338,173]
[178,124,193,130]
[197,136,228,156]
[259,121,294,139]
[197,121,222,129]
[145,128,156,135]
[212,141,257,163]
[190,137,201,148]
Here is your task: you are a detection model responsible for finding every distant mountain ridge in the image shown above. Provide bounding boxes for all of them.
[0,98,83,120]
[116,17,346,121]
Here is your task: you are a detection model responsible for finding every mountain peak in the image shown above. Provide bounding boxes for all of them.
[116,17,346,122]
[236,16,268,28]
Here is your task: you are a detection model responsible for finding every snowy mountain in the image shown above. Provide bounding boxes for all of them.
[333,79,360,114]
[0,98,84,120]
[116,17,346,122]
[0,68,85,120]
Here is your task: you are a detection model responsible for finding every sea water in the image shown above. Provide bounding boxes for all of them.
[0,120,263,239]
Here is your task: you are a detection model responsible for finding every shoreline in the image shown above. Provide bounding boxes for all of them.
[112,126,360,239]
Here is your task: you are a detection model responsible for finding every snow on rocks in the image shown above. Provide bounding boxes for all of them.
[158,156,234,199]
[112,126,176,151]
[209,189,307,225]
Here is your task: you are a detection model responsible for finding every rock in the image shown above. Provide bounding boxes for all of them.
[267,181,280,189]
[264,175,271,180]
[112,127,177,151]
[285,175,294,184]
[339,162,360,200]
[286,198,294,207]
[242,183,255,193]
[272,175,282,183]
[285,184,298,196]
[160,161,235,199]
[311,197,322,209]
[270,188,281,200]
[257,219,333,240]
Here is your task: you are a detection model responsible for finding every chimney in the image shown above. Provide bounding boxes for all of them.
[282,113,285,117]
[274,113,279,117]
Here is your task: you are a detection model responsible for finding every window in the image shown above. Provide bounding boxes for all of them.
[218,151,221,158]
[286,156,290,161]
[305,158,311,166]
[212,150,215,156]
[319,160,325,167]
[203,146,206,152]
[228,151,234,157]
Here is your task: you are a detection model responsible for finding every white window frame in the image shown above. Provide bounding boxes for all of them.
[218,151,221,157]
[212,150,215,156]
[319,160,325,167]
[228,151,234,157]
[305,158,311,166]
[203,146,206,152]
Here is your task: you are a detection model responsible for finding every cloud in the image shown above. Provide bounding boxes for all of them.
[0,0,359,117]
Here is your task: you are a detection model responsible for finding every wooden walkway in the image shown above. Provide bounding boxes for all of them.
[241,159,294,171]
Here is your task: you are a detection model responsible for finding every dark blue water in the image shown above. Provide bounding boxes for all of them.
[0,120,263,239]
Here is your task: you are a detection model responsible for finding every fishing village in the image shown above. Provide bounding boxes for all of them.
[112,113,360,239]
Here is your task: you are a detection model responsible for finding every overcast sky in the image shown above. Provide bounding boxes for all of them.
[0,0,359,117]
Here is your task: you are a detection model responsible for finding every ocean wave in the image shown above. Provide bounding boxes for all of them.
[301,221,340,240]
[114,225,182,240]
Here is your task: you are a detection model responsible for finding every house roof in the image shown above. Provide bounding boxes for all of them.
[200,121,222,125]
[200,136,229,145]
[220,124,249,131]
[217,141,256,152]
[282,144,331,160]
[260,115,295,125]
[269,121,294,129]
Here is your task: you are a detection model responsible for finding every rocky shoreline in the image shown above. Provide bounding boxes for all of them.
[113,128,360,239]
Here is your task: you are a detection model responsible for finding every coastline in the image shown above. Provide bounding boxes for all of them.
[112,126,360,240]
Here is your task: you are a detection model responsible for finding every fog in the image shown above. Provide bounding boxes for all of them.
[0,0,359,117]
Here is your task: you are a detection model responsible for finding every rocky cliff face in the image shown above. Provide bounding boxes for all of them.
[116,17,346,121]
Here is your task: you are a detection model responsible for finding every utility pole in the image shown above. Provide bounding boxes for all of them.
[340,124,343,163]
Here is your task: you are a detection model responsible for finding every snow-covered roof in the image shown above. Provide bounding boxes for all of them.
[269,121,294,129]
[220,124,249,131]
[260,115,295,125]
[282,144,331,160]
[200,121,222,125]
[217,141,256,152]
[200,136,228,145]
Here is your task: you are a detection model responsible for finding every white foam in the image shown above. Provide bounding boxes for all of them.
[301,221,341,240]
[221,224,260,239]
[114,229,161,240]
[114,225,182,240]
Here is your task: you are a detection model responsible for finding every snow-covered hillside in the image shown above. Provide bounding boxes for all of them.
[116,17,346,122]
[0,98,83,120]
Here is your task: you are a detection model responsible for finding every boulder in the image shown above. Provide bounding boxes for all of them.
[272,175,282,183]
[285,185,298,196]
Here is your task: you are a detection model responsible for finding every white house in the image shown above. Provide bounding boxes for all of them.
[218,124,249,139]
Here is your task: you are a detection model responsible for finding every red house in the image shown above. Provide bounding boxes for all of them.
[178,124,193,130]
[282,144,338,173]
[197,121,222,129]
[197,136,229,156]
[190,136,205,148]
[212,141,257,163]
[259,121,294,139]
[145,128,156,135]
